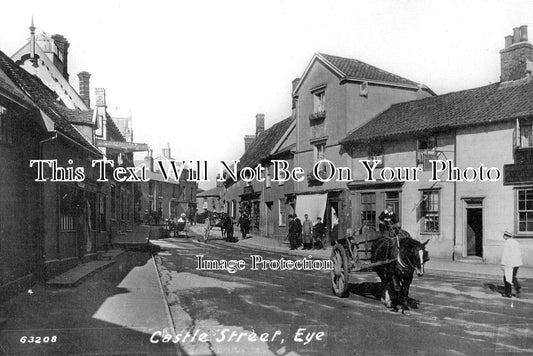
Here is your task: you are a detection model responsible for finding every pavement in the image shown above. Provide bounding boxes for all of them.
[0,225,178,355]
[188,224,533,280]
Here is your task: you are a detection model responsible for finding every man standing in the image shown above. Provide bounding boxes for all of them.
[302,214,313,250]
[237,212,250,239]
[501,230,522,298]
[288,215,299,250]
[313,217,326,249]
[293,214,303,248]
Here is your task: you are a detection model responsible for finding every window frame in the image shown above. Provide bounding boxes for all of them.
[517,187,533,235]
[421,189,440,234]
[278,199,286,227]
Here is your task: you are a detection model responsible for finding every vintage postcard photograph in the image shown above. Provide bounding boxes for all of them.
[0,0,532,355]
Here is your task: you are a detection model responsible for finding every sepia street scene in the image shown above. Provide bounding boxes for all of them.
[1,1,533,355]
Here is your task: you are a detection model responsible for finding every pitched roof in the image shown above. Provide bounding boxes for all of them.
[0,50,101,155]
[341,79,533,144]
[318,53,421,87]
[239,116,295,169]
[197,186,223,198]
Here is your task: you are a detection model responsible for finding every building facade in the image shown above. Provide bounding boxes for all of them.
[341,26,533,266]
[292,53,434,242]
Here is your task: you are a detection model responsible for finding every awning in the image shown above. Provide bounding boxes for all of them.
[295,193,327,221]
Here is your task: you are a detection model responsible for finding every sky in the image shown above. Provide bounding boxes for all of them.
[0,0,532,188]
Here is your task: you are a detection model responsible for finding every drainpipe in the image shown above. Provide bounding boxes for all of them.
[37,132,58,280]
[452,131,457,261]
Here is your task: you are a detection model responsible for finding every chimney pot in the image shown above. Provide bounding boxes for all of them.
[505,35,513,49]
[162,143,171,159]
[255,113,265,137]
[520,25,528,42]
[144,150,154,172]
[513,27,521,43]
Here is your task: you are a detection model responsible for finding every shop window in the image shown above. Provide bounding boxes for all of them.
[422,190,439,233]
[361,193,376,228]
[518,188,533,233]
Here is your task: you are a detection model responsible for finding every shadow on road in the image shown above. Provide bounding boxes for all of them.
[0,251,176,355]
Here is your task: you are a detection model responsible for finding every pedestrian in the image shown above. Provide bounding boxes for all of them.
[287,214,298,250]
[225,215,235,242]
[501,230,522,298]
[293,214,302,248]
[237,212,250,239]
[313,217,326,249]
[302,214,313,249]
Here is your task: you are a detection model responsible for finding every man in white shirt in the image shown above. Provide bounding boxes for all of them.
[501,230,522,298]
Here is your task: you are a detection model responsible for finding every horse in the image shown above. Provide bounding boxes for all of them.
[371,232,429,313]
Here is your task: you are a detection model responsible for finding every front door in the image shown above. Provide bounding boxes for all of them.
[466,202,483,258]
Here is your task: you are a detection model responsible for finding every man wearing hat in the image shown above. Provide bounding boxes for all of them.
[501,230,522,298]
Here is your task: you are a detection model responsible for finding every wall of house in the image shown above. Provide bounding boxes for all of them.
[0,102,42,299]
[455,122,533,265]
[262,157,295,239]
[41,140,104,278]
[350,132,456,259]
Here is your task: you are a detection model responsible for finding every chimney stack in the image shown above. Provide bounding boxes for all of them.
[500,25,533,82]
[77,71,91,108]
[162,143,171,159]
[255,113,265,137]
[51,34,70,80]
[291,77,300,116]
[244,135,255,152]
[144,149,154,172]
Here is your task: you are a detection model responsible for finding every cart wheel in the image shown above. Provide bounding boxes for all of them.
[331,244,350,298]
[203,227,210,242]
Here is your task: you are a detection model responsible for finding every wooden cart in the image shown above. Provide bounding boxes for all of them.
[330,228,397,297]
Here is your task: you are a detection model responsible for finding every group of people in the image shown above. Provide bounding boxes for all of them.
[221,212,251,242]
[287,214,327,250]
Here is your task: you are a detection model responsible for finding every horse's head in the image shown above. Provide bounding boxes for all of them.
[400,238,429,276]
[414,239,430,276]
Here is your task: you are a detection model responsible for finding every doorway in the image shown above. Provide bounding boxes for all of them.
[465,201,483,258]
[265,202,273,237]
